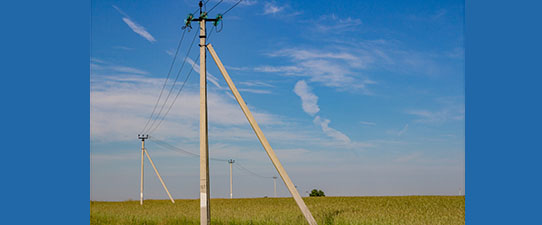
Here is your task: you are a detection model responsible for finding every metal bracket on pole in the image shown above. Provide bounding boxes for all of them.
[206,44,318,225]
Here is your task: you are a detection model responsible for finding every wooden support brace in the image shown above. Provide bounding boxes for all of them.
[206,43,318,225]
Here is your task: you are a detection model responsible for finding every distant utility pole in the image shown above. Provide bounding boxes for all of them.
[138,134,175,205]
[273,176,277,198]
[228,159,235,199]
[139,134,147,205]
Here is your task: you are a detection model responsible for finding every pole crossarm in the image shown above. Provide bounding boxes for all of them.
[206,43,318,225]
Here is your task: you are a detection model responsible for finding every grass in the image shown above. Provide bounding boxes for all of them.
[91,196,464,225]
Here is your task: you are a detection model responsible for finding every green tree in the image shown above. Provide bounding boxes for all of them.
[309,189,325,197]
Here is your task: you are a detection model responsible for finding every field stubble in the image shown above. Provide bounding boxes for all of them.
[91,196,464,225]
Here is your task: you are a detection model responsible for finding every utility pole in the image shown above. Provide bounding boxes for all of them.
[137,134,175,205]
[228,159,235,199]
[184,1,220,224]
[138,134,148,205]
[184,2,317,224]
[199,6,211,225]
[273,176,277,198]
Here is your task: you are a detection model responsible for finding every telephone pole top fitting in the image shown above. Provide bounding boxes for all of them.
[138,134,149,140]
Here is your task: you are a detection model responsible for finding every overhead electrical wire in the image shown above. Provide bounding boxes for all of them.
[235,162,274,179]
[148,138,228,162]
[143,31,199,134]
[207,0,223,13]
[146,55,197,135]
[147,26,216,134]
[140,29,187,134]
[222,0,243,15]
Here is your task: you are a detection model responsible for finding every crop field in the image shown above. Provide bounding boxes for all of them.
[91,196,464,225]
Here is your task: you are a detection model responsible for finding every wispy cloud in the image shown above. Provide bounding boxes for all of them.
[113,46,134,50]
[263,2,284,15]
[91,59,149,75]
[261,48,375,93]
[239,81,274,87]
[91,74,286,142]
[313,116,351,143]
[254,65,303,73]
[398,124,409,136]
[186,57,222,89]
[113,5,156,43]
[291,80,353,145]
[261,2,302,17]
[407,97,464,124]
[293,80,319,116]
[314,14,362,33]
[360,121,376,126]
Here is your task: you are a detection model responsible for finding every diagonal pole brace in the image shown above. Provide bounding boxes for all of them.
[206,43,318,225]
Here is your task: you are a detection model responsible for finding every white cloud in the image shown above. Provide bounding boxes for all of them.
[254,65,303,73]
[263,2,284,15]
[91,74,290,142]
[262,48,376,93]
[238,88,272,94]
[239,81,274,87]
[293,80,319,116]
[360,121,376,126]
[407,98,464,124]
[223,0,257,6]
[185,57,222,89]
[113,5,156,43]
[91,59,149,75]
[109,65,148,75]
[313,116,351,143]
[121,18,156,43]
[398,124,409,136]
[113,46,134,50]
[314,14,363,33]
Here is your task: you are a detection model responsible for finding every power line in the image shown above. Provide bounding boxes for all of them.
[147,26,216,134]
[148,138,228,162]
[140,29,187,134]
[222,0,243,15]
[207,0,223,13]
[143,31,199,134]
[235,162,274,179]
[147,54,198,134]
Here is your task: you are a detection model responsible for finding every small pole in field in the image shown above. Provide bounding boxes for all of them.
[273,176,277,198]
[228,159,235,199]
[138,134,149,205]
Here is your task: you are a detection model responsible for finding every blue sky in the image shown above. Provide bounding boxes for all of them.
[91,0,464,201]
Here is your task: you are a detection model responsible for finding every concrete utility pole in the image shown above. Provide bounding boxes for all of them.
[199,14,211,225]
[207,44,318,225]
[184,2,317,224]
[138,134,148,205]
[273,176,277,198]
[137,134,175,205]
[184,2,221,224]
[228,159,235,199]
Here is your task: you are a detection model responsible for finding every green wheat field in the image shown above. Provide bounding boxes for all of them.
[91,196,464,225]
